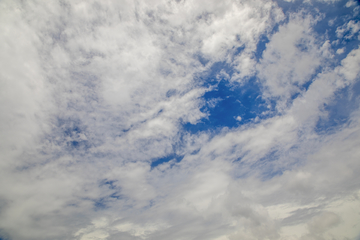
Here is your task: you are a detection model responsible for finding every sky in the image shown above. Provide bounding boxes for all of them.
[0,0,360,239]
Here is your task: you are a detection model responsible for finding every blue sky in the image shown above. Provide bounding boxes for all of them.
[1,0,360,239]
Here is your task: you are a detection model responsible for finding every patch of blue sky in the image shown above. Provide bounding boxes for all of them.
[0,235,9,240]
[312,1,360,60]
[254,34,270,61]
[77,197,112,211]
[275,0,354,21]
[275,0,359,60]
[184,78,270,134]
[227,45,246,63]
[99,180,124,200]
[94,199,108,210]
[66,139,91,152]
[316,78,360,134]
[311,1,355,35]
[273,0,308,13]
[150,153,184,169]
[334,31,360,61]
[290,66,325,101]
[92,182,124,209]
[60,119,82,137]
[254,19,285,62]
[185,59,273,134]
[100,179,118,190]
[57,118,92,152]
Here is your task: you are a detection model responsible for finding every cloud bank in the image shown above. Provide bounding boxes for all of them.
[0,0,360,239]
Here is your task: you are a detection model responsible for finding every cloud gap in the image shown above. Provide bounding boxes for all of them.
[316,78,360,134]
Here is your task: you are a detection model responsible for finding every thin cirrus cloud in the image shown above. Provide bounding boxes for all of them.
[0,0,360,240]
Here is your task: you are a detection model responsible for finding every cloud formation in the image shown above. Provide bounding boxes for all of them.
[0,0,359,239]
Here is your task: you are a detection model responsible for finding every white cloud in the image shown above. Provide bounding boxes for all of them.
[336,47,345,54]
[257,12,328,111]
[336,20,360,39]
[0,2,54,166]
[346,0,358,7]
[338,47,360,81]
[0,0,360,240]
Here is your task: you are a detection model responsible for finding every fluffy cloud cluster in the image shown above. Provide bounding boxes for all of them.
[0,0,359,239]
